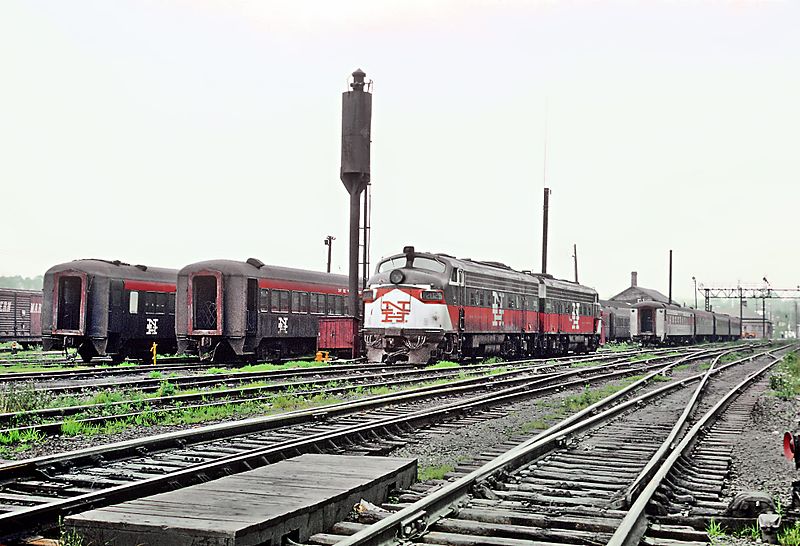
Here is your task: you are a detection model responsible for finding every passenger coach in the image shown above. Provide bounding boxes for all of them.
[176,259,349,361]
[42,260,177,362]
[632,300,741,344]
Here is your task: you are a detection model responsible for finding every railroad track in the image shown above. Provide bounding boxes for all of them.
[0,345,737,540]
[309,343,792,546]
[0,345,730,442]
[0,345,708,387]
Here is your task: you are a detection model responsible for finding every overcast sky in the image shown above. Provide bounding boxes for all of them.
[1,0,797,301]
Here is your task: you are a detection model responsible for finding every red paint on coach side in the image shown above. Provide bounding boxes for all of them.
[257,278,348,296]
[124,280,177,293]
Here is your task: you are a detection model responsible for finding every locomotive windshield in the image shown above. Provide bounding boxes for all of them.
[377,256,446,274]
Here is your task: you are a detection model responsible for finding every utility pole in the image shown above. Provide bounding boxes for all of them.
[324,236,335,273]
[541,188,550,275]
[668,250,673,305]
[692,276,697,308]
[572,243,578,283]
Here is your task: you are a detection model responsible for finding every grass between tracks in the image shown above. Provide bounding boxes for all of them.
[418,463,454,481]
[769,352,800,399]
[0,367,505,455]
[519,374,658,433]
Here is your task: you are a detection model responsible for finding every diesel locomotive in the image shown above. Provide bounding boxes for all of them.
[176,258,349,361]
[363,246,600,364]
[42,259,178,362]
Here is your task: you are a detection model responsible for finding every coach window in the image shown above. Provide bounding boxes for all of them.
[129,291,139,314]
[291,292,301,313]
[335,296,344,315]
[279,291,290,313]
[156,293,167,314]
[326,295,336,315]
[259,289,270,312]
[310,293,323,314]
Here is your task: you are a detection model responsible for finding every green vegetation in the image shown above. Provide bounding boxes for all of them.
[719,351,744,363]
[629,353,656,362]
[1,370,488,448]
[239,360,328,373]
[481,356,504,365]
[0,275,43,290]
[148,371,163,379]
[780,521,800,546]
[426,361,460,370]
[604,342,635,352]
[770,352,800,399]
[706,519,726,541]
[418,464,454,481]
[0,382,49,413]
[570,360,603,368]
[520,378,641,434]
[735,522,760,539]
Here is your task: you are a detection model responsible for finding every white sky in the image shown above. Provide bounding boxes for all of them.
[1,0,798,301]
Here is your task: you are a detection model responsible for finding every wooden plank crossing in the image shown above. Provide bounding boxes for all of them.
[66,454,416,546]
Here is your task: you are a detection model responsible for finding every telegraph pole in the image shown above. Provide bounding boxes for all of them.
[541,188,550,275]
[324,236,335,273]
[572,243,578,283]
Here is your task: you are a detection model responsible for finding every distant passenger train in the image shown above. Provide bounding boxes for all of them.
[631,300,741,344]
[600,300,635,343]
[0,288,42,348]
[176,258,349,361]
[42,260,177,362]
[363,247,600,364]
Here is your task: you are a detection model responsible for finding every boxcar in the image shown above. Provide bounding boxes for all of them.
[0,288,42,348]
[176,258,349,361]
[42,260,177,362]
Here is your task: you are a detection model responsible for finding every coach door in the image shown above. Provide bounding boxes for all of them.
[453,269,466,330]
[640,308,654,334]
[246,279,258,335]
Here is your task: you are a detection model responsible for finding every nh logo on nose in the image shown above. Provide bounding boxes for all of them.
[381,300,411,323]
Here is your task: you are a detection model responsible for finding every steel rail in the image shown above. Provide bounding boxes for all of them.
[0,348,726,538]
[0,345,720,438]
[333,344,778,546]
[606,347,795,545]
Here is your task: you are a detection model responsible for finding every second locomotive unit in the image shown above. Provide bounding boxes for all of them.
[363,247,600,364]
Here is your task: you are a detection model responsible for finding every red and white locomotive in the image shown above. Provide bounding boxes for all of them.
[363,247,600,364]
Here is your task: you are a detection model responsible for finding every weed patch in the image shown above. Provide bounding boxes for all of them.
[418,464,454,481]
[426,361,460,370]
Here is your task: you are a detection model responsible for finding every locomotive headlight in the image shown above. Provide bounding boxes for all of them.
[389,270,405,284]
[421,290,444,302]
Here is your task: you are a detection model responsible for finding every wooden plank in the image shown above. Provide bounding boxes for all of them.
[67,454,416,546]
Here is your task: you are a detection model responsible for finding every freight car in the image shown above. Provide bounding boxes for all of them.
[363,246,600,364]
[631,300,741,344]
[42,260,177,362]
[176,259,349,361]
[0,288,42,348]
